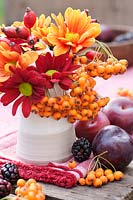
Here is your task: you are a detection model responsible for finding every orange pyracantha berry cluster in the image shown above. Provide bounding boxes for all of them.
[85,59,127,79]
[117,88,133,100]
[74,54,128,79]
[31,70,110,123]
[78,167,124,188]
[15,178,45,200]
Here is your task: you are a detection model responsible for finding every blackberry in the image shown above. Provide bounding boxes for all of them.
[0,177,12,198]
[1,163,20,184]
[72,137,91,162]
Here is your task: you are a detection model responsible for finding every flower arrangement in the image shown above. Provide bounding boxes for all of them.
[0,7,127,123]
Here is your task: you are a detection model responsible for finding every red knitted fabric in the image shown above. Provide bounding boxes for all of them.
[0,131,94,188]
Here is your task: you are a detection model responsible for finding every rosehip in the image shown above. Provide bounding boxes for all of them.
[16,26,30,40]
[1,26,18,38]
[23,7,36,29]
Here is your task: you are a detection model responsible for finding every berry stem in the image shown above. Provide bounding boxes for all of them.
[99,156,116,172]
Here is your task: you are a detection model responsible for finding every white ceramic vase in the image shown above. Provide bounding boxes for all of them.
[16,112,76,164]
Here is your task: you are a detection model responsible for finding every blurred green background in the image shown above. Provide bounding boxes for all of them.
[0,0,4,24]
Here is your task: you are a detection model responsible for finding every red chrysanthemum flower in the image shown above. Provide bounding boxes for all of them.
[35,52,80,90]
[0,67,47,118]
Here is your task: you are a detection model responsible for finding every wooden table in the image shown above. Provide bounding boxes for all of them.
[42,162,133,200]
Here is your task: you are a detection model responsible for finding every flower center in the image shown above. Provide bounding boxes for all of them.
[65,33,74,41]
[19,82,33,96]
[46,69,57,76]
[65,32,79,42]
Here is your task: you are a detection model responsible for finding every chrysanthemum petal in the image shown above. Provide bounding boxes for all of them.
[53,44,69,56]
[36,53,53,72]
[0,89,20,105]
[22,97,32,118]
[59,77,72,90]
[19,51,38,69]
[12,96,25,116]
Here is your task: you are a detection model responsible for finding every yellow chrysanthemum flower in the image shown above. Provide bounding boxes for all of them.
[31,14,51,44]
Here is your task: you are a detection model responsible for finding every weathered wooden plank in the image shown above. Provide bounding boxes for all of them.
[42,162,133,200]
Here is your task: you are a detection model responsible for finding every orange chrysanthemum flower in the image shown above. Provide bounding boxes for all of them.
[47,7,101,56]
[0,41,38,82]
[31,14,51,44]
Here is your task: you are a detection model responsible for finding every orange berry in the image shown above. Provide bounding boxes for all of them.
[87,173,96,182]
[87,170,95,176]
[78,77,87,87]
[27,191,37,200]
[105,64,114,74]
[40,96,48,105]
[85,178,93,186]
[104,169,113,176]
[55,96,64,105]
[81,109,89,116]
[44,106,52,112]
[43,111,52,118]
[67,116,76,123]
[119,59,128,66]
[114,171,124,181]
[80,56,88,64]
[52,112,61,120]
[81,94,90,102]
[114,63,122,74]
[100,175,108,184]
[62,101,71,110]
[97,65,105,75]
[95,168,104,178]
[53,103,59,111]
[107,58,113,64]
[26,178,36,186]
[96,168,104,173]
[93,178,102,187]
[63,94,70,101]
[36,103,43,109]
[31,105,39,114]
[120,65,127,73]
[73,87,83,96]
[28,183,38,193]
[79,178,86,186]
[17,179,26,187]
[103,74,111,79]
[19,186,28,196]
[87,62,98,70]
[48,97,56,106]
[106,173,114,182]
[68,109,77,116]
[37,183,43,191]
[15,187,20,195]
[68,160,77,169]
[89,102,98,110]
[36,192,46,200]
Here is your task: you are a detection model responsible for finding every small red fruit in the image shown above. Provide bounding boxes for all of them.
[1,26,18,38]
[16,26,30,40]
[24,7,36,29]
[85,51,101,60]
